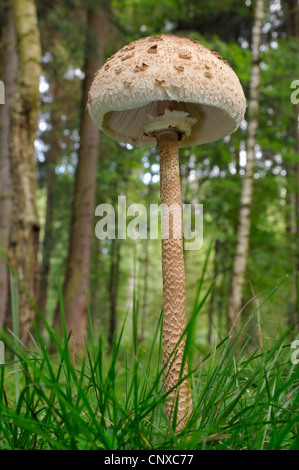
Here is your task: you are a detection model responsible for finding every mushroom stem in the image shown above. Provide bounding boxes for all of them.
[157,129,192,430]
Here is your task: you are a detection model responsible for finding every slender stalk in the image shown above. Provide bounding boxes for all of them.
[157,129,192,430]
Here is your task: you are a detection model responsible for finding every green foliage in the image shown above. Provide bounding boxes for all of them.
[0,282,298,450]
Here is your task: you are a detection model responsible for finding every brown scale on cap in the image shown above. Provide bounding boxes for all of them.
[134,62,149,72]
[120,53,134,61]
[147,44,158,53]
[174,65,184,72]
[123,79,134,87]
[178,52,192,60]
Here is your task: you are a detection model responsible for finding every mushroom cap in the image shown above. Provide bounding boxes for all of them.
[87,34,246,148]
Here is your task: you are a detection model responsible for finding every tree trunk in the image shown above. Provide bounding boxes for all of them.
[291,0,299,327]
[38,152,58,320]
[295,104,299,326]
[140,236,150,343]
[227,0,265,331]
[0,5,17,328]
[37,77,63,322]
[108,237,120,350]
[59,6,107,350]
[7,0,41,343]
[208,239,220,344]
[140,180,154,343]
[38,163,56,320]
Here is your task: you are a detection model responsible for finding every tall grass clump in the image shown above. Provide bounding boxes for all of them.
[0,272,298,450]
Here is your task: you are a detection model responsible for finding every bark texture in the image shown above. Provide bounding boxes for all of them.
[284,0,299,329]
[108,237,120,350]
[8,0,41,342]
[38,78,61,320]
[227,0,265,331]
[60,7,107,349]
[0,6,17,328]
[158,130,192,431]
[291,1,299,325]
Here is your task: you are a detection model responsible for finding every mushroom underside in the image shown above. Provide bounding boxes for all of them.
[102,101,237,147]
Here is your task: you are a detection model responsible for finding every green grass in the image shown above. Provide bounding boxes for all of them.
[0,270,298,449]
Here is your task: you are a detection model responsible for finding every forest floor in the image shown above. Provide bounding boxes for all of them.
[0,284,298,451]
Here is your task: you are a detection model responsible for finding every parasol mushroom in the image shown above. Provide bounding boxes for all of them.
[87,34,246,431]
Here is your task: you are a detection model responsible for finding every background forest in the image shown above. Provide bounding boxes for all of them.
[0,0,299,451]
[0,0,298,353]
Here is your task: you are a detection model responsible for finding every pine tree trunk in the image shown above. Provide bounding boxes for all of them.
[8,0,41,343]
[108,237,120,350]
[140,236,150,343]
[208,239,220,343]
[227,0,265,331]
[38,78,62,322]
[295,106,299,325]
[140,181,154,343]
[292,1,299,326]
[38,155,58,319]
[0,6,17,328]
[282,0,299,330]
[59,6,107,350]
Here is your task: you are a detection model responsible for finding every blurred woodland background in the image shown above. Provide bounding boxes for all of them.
[0,0,298,354]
